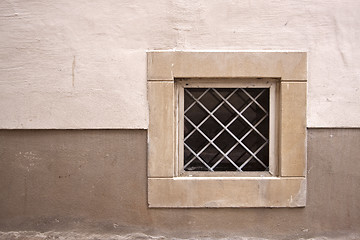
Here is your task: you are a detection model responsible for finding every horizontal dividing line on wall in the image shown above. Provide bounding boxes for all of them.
[1,127,360,130]
[306,127,360,129]
[0,128,148,130]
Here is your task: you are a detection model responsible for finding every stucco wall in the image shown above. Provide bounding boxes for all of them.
[1,0,360,128]
[1,1,360,239]
[0,129,359,239]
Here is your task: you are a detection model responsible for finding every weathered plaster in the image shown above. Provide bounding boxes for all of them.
[1,0,360,128]
[0,129,359,238]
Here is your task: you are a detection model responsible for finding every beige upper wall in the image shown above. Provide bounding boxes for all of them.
[0,0,359,128]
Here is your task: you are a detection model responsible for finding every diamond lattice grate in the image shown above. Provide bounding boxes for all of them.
[184,88,269,172]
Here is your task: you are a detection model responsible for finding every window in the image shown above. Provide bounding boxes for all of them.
[178,79,276,176]
[147,51,307,208]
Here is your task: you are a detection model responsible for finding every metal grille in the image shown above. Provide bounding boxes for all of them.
[184,88,269,172]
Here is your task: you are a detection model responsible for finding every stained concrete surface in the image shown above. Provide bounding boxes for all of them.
[0,231,359,240]
[0,129,359,239]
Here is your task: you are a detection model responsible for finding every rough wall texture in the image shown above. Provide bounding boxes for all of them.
[1,0,360,239]
[0,129,359,239]
[1,0,360,128]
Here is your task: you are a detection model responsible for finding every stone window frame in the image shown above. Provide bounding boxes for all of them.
[147,51,307,208]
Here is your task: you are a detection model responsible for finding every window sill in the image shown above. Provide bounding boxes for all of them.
[149,177,306,208]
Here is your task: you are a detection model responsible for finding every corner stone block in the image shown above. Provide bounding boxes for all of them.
[147,81,175,177]
[280,82,307,177]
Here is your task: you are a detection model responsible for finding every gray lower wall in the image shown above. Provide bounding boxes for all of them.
[0,129,359,238]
